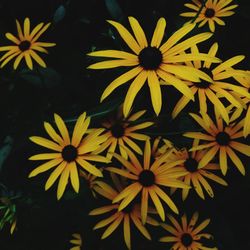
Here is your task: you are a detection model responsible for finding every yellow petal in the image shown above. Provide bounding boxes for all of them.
[151,17,166,48]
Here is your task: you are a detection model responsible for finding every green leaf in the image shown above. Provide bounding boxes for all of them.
[53,5,66,23]
[105,0,124,21]
[0,136,13,173]
[19,67,62,88]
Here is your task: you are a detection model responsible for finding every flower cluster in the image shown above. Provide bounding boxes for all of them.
[0,0,249,249]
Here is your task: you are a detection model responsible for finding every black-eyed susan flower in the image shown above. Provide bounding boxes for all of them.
[172,43,250,123]
[106,140,190,223]
[93,107,153,160]
[180,0,238,32]
[88,16,221,117]
[0,17,55,69]
[89,178,159,250]
[29,112,110,200]
[169,139,227,200]
[70,233,82,250]
[159,212,217,250]
[184,112,250,175]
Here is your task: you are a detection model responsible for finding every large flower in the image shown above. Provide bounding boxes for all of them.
[106,140,189,223]
[172,43,249,123]
[180,0,238,32]
[184,112,250,175]
[88,16,220,117]
[29,112,109,200]
[93,107,153,160]
[169,139,227,200]
[89,179,158,250]
[159,212,217,250]
[0,17,55,69]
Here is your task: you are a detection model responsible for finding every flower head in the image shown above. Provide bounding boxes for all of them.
[159,212,217,250]
[0,18,56,69]
[106,140,190,223]
[172,43,250,123]
[181,0,238,32]
[93,107,153,160]
[184,112,250,175]
[88,16,220,117]
[29,112,110,200]
[169,139,227,200]
[89,177,158,250]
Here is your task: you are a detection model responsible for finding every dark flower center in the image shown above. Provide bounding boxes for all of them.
[19,40,31,51]
[205,8,215,18]
[138,46,163,70]
[181,233,193,247]
[121,202,135,214]
[139,170,155,187]
[184,158,198,172]
[216,132,230,146]
[111,123,125,138]
[195,68,213,89]
[62,145,78,162]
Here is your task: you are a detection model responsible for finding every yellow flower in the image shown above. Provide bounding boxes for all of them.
[29,112,110,200]
[181,0,238,32]
[106,140,190,223]
[169,139,227,200]
[184,112,250,175]
[172,43,250,123]
[159,212,217,250]
[93,107,153,160]
[88,16,220,117]
[89,179,159,250]
[0,17,55,69]
[69,233,82,250]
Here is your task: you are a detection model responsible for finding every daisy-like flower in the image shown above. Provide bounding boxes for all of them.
[88,16,221,117]
[93,107,153,160]
[170,139,227,200]
[89,179,159,250]
[184,112,250,175]
[159,212,217,250]
[180,0,238,32]
[0,17,55,69]
[106,140,190,223]
[69,233,82,250]
[28,112,110,200]
[172,43,250,123]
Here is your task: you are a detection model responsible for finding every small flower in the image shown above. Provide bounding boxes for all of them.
[159,212,217,250]
[69,233,82,250]
[89,178,159,250]
[93,107,153,160]
[88,16,220,117]
[0,17,55,69]
[184,112,250,175]
[181,0,238,32]
[169,139,227,200]
[172,43,249,123]
[29,112,110,200]
[106,140,190,223]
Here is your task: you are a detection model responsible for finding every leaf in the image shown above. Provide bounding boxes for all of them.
[105,0,124,21]
[53,5,66,23]
[19,68,62,88]
[0,136,13,173]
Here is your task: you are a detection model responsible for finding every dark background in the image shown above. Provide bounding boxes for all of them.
[0,0,250,249]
